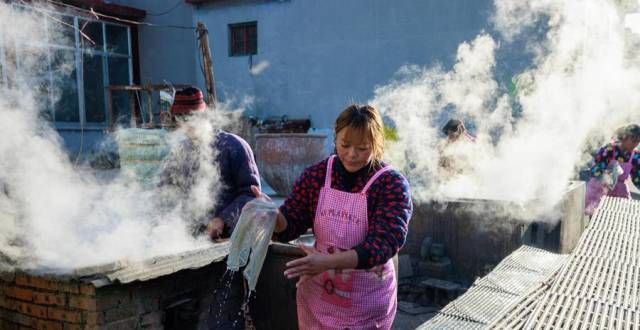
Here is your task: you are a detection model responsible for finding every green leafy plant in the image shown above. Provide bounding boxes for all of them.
[384,126,399,142]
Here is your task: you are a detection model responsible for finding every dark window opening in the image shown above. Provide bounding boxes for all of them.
[229,21,257,57]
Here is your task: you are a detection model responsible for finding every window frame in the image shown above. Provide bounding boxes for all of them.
[1,3,134,130]
[228,21,258,57]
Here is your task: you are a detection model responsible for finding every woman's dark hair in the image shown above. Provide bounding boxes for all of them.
[442,119,464,136]
[615,124,640,141]
[334,104,385,162]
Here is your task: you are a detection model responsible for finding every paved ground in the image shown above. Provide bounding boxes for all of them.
[392,310,436,329]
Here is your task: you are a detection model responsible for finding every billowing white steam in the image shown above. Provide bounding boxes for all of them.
[0,3,237,271]
[374,0,640,217]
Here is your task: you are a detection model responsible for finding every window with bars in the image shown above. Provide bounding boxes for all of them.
[229,21,257,57]
[0,4,133,128]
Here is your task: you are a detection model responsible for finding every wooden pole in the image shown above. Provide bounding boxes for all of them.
[196,21,217,106]
[145,84,153,127]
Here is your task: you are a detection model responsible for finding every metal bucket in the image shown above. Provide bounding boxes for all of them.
[251,243,305,330]
[404,181,586,284]
[255,133,327,196]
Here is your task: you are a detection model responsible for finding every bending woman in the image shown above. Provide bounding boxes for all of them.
[585,124,640,215]
[255,104,412,329]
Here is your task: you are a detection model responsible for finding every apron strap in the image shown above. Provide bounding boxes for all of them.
[361,165,393,194]
[325,155,336,188]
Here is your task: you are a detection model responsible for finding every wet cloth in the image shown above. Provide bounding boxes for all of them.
[296,155,397,329]
[226,198,278,291]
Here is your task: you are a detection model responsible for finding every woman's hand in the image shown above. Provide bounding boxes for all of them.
[250,185,272,202]
[206,217,225,239]
[284,245,332,287]
[249,185,288,233]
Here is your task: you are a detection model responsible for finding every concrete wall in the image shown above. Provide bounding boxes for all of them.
[57,0,497,156]
[112,0,199,85]
[193,0,494,129]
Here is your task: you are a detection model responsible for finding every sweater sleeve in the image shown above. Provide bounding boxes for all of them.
[590,144,616,178]
[216,135,261,231]
[353,170,412,269]
[632,152,640,189]
[274,162,325,243]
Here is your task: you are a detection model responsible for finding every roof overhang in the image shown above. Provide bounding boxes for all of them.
[61,0,146,21]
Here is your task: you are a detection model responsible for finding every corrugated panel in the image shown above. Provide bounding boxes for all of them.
[418,313,485,330]
[418,246,567,329]
[586,210,640,234]
[82,242,230,287]
[547,255,640,310]
[598,197,640,215]
[523,293,639,330]
[472,246,566,298]
[428,197,640,329]
[488,280,554,329]
[520,197,640,329]
[440,287,515,324]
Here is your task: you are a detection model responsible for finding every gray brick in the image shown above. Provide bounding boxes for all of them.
[103,305,138,323]
[103,317,139,330]
[140,311,163,326]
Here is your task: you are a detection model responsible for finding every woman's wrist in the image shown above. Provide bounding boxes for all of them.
[326,250,358,270]
[274,212,288,233]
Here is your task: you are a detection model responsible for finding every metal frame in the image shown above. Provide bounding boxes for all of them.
[8,2,133,130]
[106,84,192,131]
[228,21,258,57]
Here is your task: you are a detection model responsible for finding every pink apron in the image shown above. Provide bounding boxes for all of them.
[585,155,634,215]
[296,155,397,330]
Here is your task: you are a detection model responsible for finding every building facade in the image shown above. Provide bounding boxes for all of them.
[2,0,494,155]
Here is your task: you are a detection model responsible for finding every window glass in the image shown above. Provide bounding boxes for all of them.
[108,56,131,125]
[106,24,128,55]
[47,15,75,47]
[229,22,257,56]
[79,20,103,51]
[83,54,105,123]
[51,49,79,122]
[1,11,131,127]
[53,66,79,123]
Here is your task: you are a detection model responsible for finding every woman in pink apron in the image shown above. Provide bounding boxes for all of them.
[256,104,412,329]
[585,124,640,215]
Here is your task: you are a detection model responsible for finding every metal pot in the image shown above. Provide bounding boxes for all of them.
[255,133,327,197]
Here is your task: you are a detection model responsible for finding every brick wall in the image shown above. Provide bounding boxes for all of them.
[0,271,93,330]
[0,261,227,330]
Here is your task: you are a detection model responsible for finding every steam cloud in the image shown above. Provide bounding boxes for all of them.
[373,0,640,218]
[2,0,640,270]
[0,2,239,272]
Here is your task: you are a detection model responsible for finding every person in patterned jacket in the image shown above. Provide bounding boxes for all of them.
[585,124,640,215]
[252,104,412,329]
